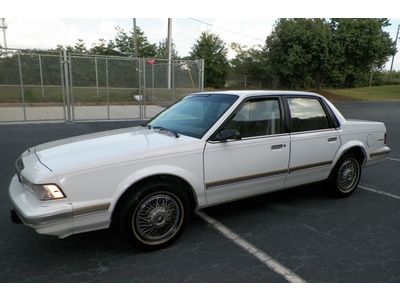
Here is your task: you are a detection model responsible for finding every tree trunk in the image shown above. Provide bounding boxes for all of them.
[369,71,373,87]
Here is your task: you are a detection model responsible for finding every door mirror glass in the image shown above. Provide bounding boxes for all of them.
[213,128,242,142]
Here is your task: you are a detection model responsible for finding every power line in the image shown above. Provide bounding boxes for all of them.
[188,18,265,42]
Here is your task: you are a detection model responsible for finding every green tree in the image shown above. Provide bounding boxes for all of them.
[230,43,275,88]
[263,18,397,89]
[264,18,335,89]
[155,38,179,59]
[73,39,88,53]
[107,26,157,57]
[90,39,120,56]
[190,32,229,88]
[330,18,396,87]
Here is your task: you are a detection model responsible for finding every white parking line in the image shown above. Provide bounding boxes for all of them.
[359,185,400,200]
[387,157,400,162]
[196,210,306,283]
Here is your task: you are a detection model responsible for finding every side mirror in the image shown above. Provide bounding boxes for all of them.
[213,128,241,142]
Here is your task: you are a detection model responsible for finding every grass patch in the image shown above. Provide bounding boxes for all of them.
[324,85,400,101]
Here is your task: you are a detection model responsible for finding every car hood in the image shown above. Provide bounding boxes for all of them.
[34,126,200,175]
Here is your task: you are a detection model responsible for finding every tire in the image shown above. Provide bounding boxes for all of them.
[327,153,362,197]
[117,181,189,250]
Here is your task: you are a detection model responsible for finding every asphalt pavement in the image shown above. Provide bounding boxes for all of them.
[0,101,399,282]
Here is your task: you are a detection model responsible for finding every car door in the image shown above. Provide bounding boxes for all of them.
[203,96,290,206]
[285,96,341,187]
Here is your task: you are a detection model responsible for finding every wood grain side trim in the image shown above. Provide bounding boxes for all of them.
[205,169,288,189]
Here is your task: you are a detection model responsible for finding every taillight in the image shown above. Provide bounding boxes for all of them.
[384,133,387,145]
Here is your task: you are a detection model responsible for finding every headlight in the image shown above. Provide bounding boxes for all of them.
[22,177,66,200]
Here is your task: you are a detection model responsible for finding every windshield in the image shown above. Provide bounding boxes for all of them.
[148,94,239,139]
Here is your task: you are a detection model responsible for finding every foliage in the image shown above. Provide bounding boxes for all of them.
[90,39,120,56]
[263,19,338,89]
[329,18,397,87]
[379,71,400,85]
[229,43,276,88]
[73,39,88,54]
[107,26,157,57]
[155,38,179,59]
[55,26,159,58]
[190,32,229,88]
[261,18,397,89]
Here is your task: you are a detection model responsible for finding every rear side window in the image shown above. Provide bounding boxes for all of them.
[287,97,331,132]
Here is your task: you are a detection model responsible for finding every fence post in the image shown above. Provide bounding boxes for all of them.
[137,58,142,120]
[200,59,204,92]
[17,51,27,121]
[152,63,155,89]
[142,58,146,119]
[59,51,67,121]
[95,57,99,98]
[62,50,73,123]
[68,52,75,122]
[38,54,45,98]
[198,60,201,91]
[105,58,110,119]
[171,61,175,103]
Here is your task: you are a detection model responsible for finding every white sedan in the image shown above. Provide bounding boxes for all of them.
[9,91,391,250]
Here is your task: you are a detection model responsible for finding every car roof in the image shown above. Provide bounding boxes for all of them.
[192,90,323,98]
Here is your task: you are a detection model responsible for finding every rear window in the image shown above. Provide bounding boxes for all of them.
[287,97,330,132]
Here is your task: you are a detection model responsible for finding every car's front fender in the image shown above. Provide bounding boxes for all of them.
[112,164,206,212]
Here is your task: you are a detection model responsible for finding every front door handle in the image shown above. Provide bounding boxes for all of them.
[271,144,286,150]
[328,137,338,142]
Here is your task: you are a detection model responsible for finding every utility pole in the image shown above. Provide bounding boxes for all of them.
[167,18,172,89]
[390,24,400,72]
[0,18,7,49]
[133,18,138,58]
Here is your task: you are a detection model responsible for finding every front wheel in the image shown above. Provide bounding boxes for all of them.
[118,182,189,250]
[327,154,362,197]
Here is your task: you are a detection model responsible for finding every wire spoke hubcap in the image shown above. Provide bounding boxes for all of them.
[337,158,359,192]
[134,193,182,243]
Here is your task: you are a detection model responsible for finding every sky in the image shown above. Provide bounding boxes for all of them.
[2,18,273,58]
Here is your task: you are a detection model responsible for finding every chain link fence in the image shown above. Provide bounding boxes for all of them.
[142,58,203,118]
[0,49,65,121]
[0,48,204,123]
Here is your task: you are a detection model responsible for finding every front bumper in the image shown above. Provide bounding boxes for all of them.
[8,174,74,238]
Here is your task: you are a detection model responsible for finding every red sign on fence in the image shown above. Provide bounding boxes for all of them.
[147,59,156,65]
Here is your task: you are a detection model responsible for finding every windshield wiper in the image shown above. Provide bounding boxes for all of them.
[151,125,180,138]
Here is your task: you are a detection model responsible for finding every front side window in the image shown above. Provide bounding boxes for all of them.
[287,97,330,132]
[222,98,282,138]
[148,94,239,138]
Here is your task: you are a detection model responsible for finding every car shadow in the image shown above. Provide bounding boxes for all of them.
[201,181,341,220]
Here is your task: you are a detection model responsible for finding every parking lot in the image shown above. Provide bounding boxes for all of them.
[0,100,399,282]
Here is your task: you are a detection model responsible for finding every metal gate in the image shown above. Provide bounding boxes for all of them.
[0,48,204,123]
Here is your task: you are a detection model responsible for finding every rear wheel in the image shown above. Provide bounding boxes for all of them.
[118,182,189,250]
[327,154,362,197]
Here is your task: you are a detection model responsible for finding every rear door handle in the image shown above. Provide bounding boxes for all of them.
[328,137,338,142]
[271,144,286,150]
